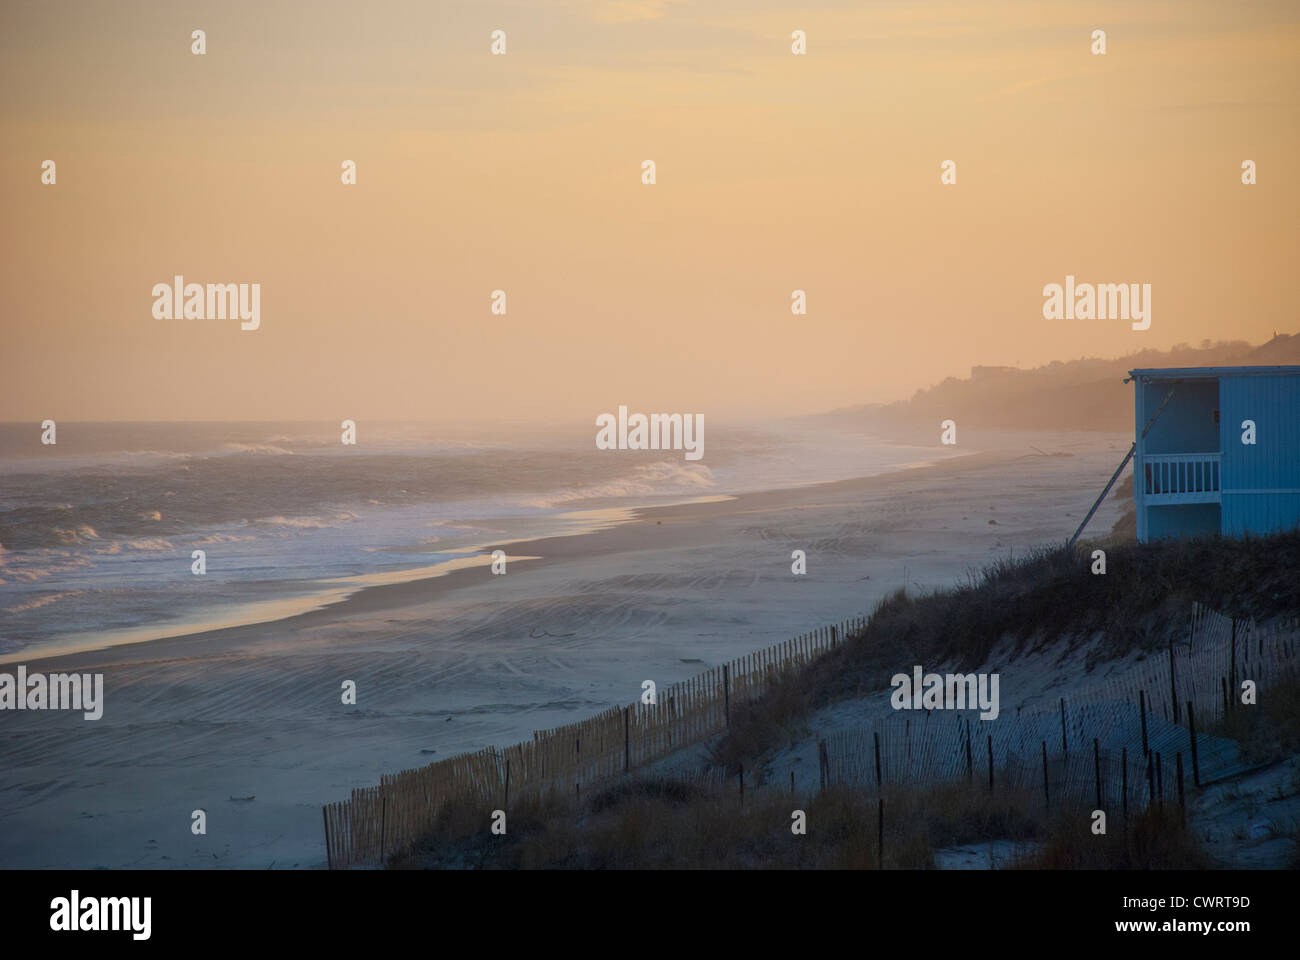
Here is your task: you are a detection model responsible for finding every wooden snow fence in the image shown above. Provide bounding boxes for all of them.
[323,618,861,867]
[820,605,1298,816]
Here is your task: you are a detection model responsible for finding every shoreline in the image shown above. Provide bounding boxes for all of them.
[14,450,1002,675]
[0,432,1131,868]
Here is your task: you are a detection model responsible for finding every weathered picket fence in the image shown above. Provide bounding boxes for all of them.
[323,618,859,867]
[324,605,1297,866]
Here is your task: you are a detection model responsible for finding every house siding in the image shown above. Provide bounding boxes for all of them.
[1133,367,1300,540]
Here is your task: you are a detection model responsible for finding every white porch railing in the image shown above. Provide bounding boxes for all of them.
[1142,452,1222,504]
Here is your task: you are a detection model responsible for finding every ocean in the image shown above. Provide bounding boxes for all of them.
[0,419,951,660]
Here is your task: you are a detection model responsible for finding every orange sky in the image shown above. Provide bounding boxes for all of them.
[2,0,1297,422]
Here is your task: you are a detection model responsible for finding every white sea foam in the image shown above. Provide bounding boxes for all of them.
[219,442,294,456]
[251,514,357,530]
[524,460,716,508]
[2,590,83,614]
[125,538,174,551]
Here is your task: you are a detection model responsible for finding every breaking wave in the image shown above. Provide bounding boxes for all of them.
[251,512,361,530]
[523,461,716,508]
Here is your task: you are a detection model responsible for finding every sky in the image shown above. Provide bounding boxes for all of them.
[2,0,1298,422]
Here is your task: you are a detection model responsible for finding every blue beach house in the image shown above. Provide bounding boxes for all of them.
[1129,366,1300,541]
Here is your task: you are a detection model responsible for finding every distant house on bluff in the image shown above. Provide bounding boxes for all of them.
[969,365,1018,379]
[1129,366,1300,541]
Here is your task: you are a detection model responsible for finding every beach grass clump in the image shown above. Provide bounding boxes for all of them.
[399,777,1068,869]
[707,665,812,773]
[1214,673,1300,767]
[884,532,1300,667]
[913,781,1044,849]
[1013,804,1210,870]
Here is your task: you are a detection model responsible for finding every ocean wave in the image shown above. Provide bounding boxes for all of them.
[0,552,95,582]
[53,524,101,544]
[524,461,716,508]
[192,533,257,545]
[2,590,84,614]
[125,538,174,551]
[251,512,360,530]
[218,443,295,456]
[108,449,195,462]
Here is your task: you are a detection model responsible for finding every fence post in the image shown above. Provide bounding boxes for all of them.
[1041,740,1050,810]
[877,797,884,870]
[1176,752,1186,826]
[1169,638,1179,723]
[504,759,510,809]
[1229,618,1237,712]
[1139,689,1148,756]
[1121,747,1128,818]
[723,664,730,728]
[323,807,333,871]
[1186,700,1200,787]
[965,720,973,782]
[1093,738,1101,810]
[379,796,387,867]
[873,731,882,791]
[1146,750,1155,807]
[623,708,630,774]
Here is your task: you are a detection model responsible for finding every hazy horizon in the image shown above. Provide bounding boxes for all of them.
[4,0,1298,422]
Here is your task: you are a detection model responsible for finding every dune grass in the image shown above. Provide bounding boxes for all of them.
[396,773,1205,869]
[1213,674,1300,767]
[710,532,1300,773]
[1013,804,1210,869]
[396,531,1298,869]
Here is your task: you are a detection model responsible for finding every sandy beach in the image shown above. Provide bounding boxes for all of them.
[0,430,1131,869]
